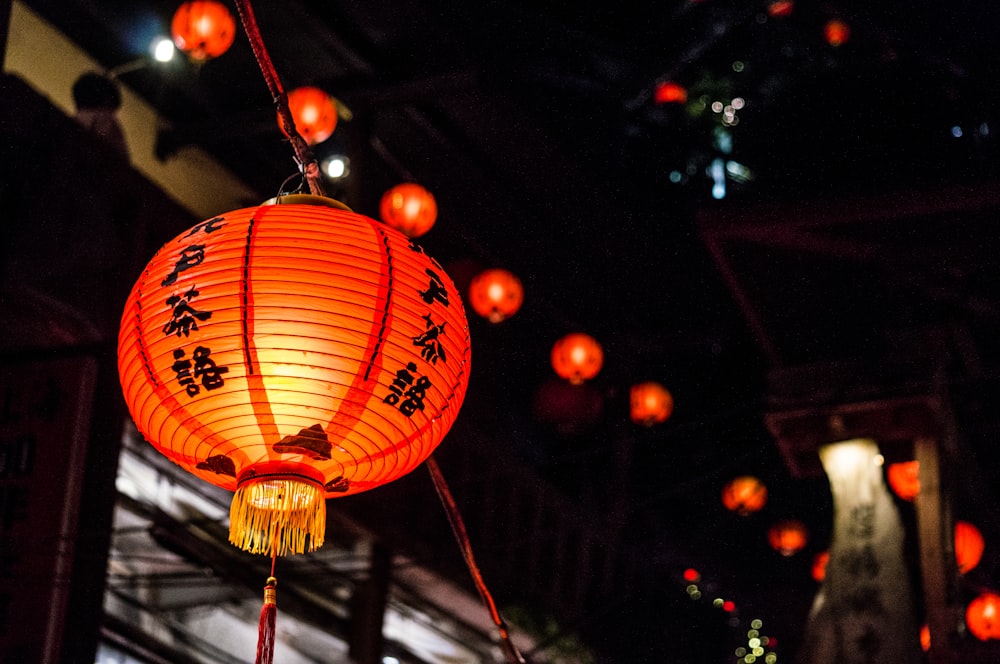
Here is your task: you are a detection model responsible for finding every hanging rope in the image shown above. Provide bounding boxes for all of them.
[232,0,326,197]
[426,456,528,664]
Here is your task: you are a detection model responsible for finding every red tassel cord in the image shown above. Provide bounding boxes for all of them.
[255,575,277,664]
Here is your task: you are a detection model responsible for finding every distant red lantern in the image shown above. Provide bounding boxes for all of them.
[767,1,794,17]
[654,81,687,105]
[768,520,808,556]
[550,332,603,384]
[812,550,829,582]
[284,86,338,145]
[955,520,985,574]
[171,0,236,62]
[966,592,1000,641]
[722,475,768,516]
[117,195,471,558]
[532,377,605,437]
[824,19,851,47]
[920,624,931,652]
[629,381,674,426]
[468,268,523,323]
[887,460,920,501]
[379,183,438,238]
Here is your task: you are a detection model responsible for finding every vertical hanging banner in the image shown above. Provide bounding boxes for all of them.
[798,438,922,663]
[0,355,97,662]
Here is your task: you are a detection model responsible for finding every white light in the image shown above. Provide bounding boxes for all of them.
[152,37,176,63]
[323,156,349,179]
[951,125,963,138]
[382,658,400,664]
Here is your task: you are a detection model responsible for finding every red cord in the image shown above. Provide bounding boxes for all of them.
[426,456,527,664]
[232,0,325,197]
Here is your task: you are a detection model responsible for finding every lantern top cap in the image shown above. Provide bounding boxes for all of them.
[262,194,353,211]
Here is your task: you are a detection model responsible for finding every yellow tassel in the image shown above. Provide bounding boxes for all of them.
[230,477,326,556]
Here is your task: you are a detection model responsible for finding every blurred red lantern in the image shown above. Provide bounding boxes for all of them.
[767,1,794,17]
[955,520,985,574]
[171,0,236,62]
[768,520,808,556]
[550,332,603,384]
[532,377,604,437]
[118,195,471,558]
[654,81,687,105]
[722,475,768,516]
[468,268,523,323]
[629,381,674,426]
[966,592,1000,641]
[812,550,829,582]
[824,19,851,47]
[887,460,920,501]
[284,86,338,145]
[379,183,438,238]
[920,624,931,652]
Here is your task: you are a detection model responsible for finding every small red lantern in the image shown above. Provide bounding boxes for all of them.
[955,520,985,574]
[824,19,851,47]
[767,1,794,17]
[171,0,236,62]
[812,550,829,582]
[887,460,920,501]
[284,86,338,145]
[379,183,438,238]
[722,475,768,515]
[654,81,687,105]
[550,332,603,384]
[920,624,931,652]
[966,592,1000,641]
[468,268,523,323]
[118,195,470,558]
[629,381,674,426]
[768,520,808,557]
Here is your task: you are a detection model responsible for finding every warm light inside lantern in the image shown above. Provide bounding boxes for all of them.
[768,519,808,556]
[722,475,768,515]
[629,381,674,426]
[171,0,236,62]
[966,592,1000,641]
[379,183,438,238]
[551,332,603,384]
[468,268,524,323]
[284,86,338,145]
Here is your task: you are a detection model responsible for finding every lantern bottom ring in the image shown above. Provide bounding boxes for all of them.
[230,462,328,557]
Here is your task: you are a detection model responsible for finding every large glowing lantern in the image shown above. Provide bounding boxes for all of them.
[171,1,236,62]
[118,195,470,557]
[887,460,920,501]
[768,519,808,556]
[468,268,523,323]
[955,520,985,574]
[629,381,674,426]
[550,332,603,384]
[722,475,768,515]
[966,592,1000,641]
[284,87,338,145]
[379,183,438,238]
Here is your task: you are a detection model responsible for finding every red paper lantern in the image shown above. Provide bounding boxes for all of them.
[955,520,985,574]
[379,183,438,238]
[654,81,687,105]
[468,268,523,323]
[824,19,851,47]
[171,1,236,62]
[284,87,338,145]
[812,550,829,582]
[550,332,603,384]
[920,624,931,652]
[722,475,768,515]
[887,460,920,501]
[767,1,794,17]
[768,520,808,556]
[629,381,674,426]
[966,592,1000,641]
[118,195,470,557]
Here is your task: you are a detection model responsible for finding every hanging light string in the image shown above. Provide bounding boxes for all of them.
[232,0,326,197]
[426,456,528,664]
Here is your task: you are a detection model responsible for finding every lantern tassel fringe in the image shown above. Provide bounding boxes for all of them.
[255,576,277,664]
[230,479,326,556]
